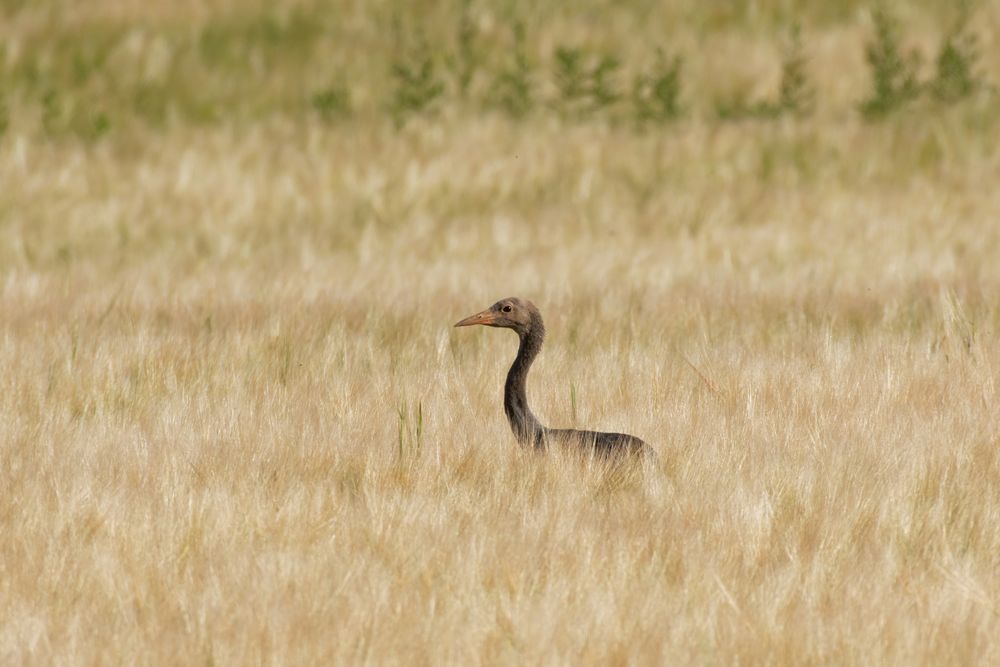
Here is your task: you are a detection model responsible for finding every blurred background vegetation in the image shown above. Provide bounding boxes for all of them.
[0,0,996,141]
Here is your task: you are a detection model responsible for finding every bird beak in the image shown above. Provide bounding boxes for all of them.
[454,308,498,327]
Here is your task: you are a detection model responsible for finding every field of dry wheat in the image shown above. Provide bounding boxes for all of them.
[2,1,1000,664]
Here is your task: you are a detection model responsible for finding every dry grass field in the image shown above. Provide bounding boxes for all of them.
[2,1,1000,664]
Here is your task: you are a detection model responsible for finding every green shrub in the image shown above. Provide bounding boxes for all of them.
[82,111,111,141]
[860,9,921,118]
[554,46,621,117]
[447,0,480,98]
[311,82,351,121]
[930,9,982,103]
[388,38,445,124]
[632,49,683,123]
[553,47,587,114]
[587,55,621,111]
[490,20,533,118]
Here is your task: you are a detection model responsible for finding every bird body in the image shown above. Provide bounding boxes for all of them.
[455,297,653,460]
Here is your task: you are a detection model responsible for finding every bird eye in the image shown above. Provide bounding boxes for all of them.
[502,305,512,313]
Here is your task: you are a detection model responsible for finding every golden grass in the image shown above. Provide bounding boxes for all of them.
[2,2,1000,664]
[3,114,999,664]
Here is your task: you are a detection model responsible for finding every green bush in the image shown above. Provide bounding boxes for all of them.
[490,20,533,118]
[447,0,480,98]
[632,49,683,123]
[930,10,982,103]
[554,47,621,118]
[388,44,445,124]
[860,9,921,118]
[311,82,351,122]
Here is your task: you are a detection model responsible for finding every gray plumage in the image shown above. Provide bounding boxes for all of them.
[455,297,653,459]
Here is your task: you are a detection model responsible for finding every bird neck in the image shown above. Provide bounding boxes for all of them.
[504,321,545,448]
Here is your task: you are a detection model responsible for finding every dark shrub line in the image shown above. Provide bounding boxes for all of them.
[5,6,993,140]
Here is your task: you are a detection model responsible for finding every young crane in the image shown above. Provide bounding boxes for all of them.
[455,297,654,459]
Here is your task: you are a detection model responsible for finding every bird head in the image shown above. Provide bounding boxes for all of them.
[454,297,541,337]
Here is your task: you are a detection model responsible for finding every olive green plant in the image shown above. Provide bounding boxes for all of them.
[930,7,983,103]
[632,49,683,123]
[490,19,533,118]
[860,8,921,118]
